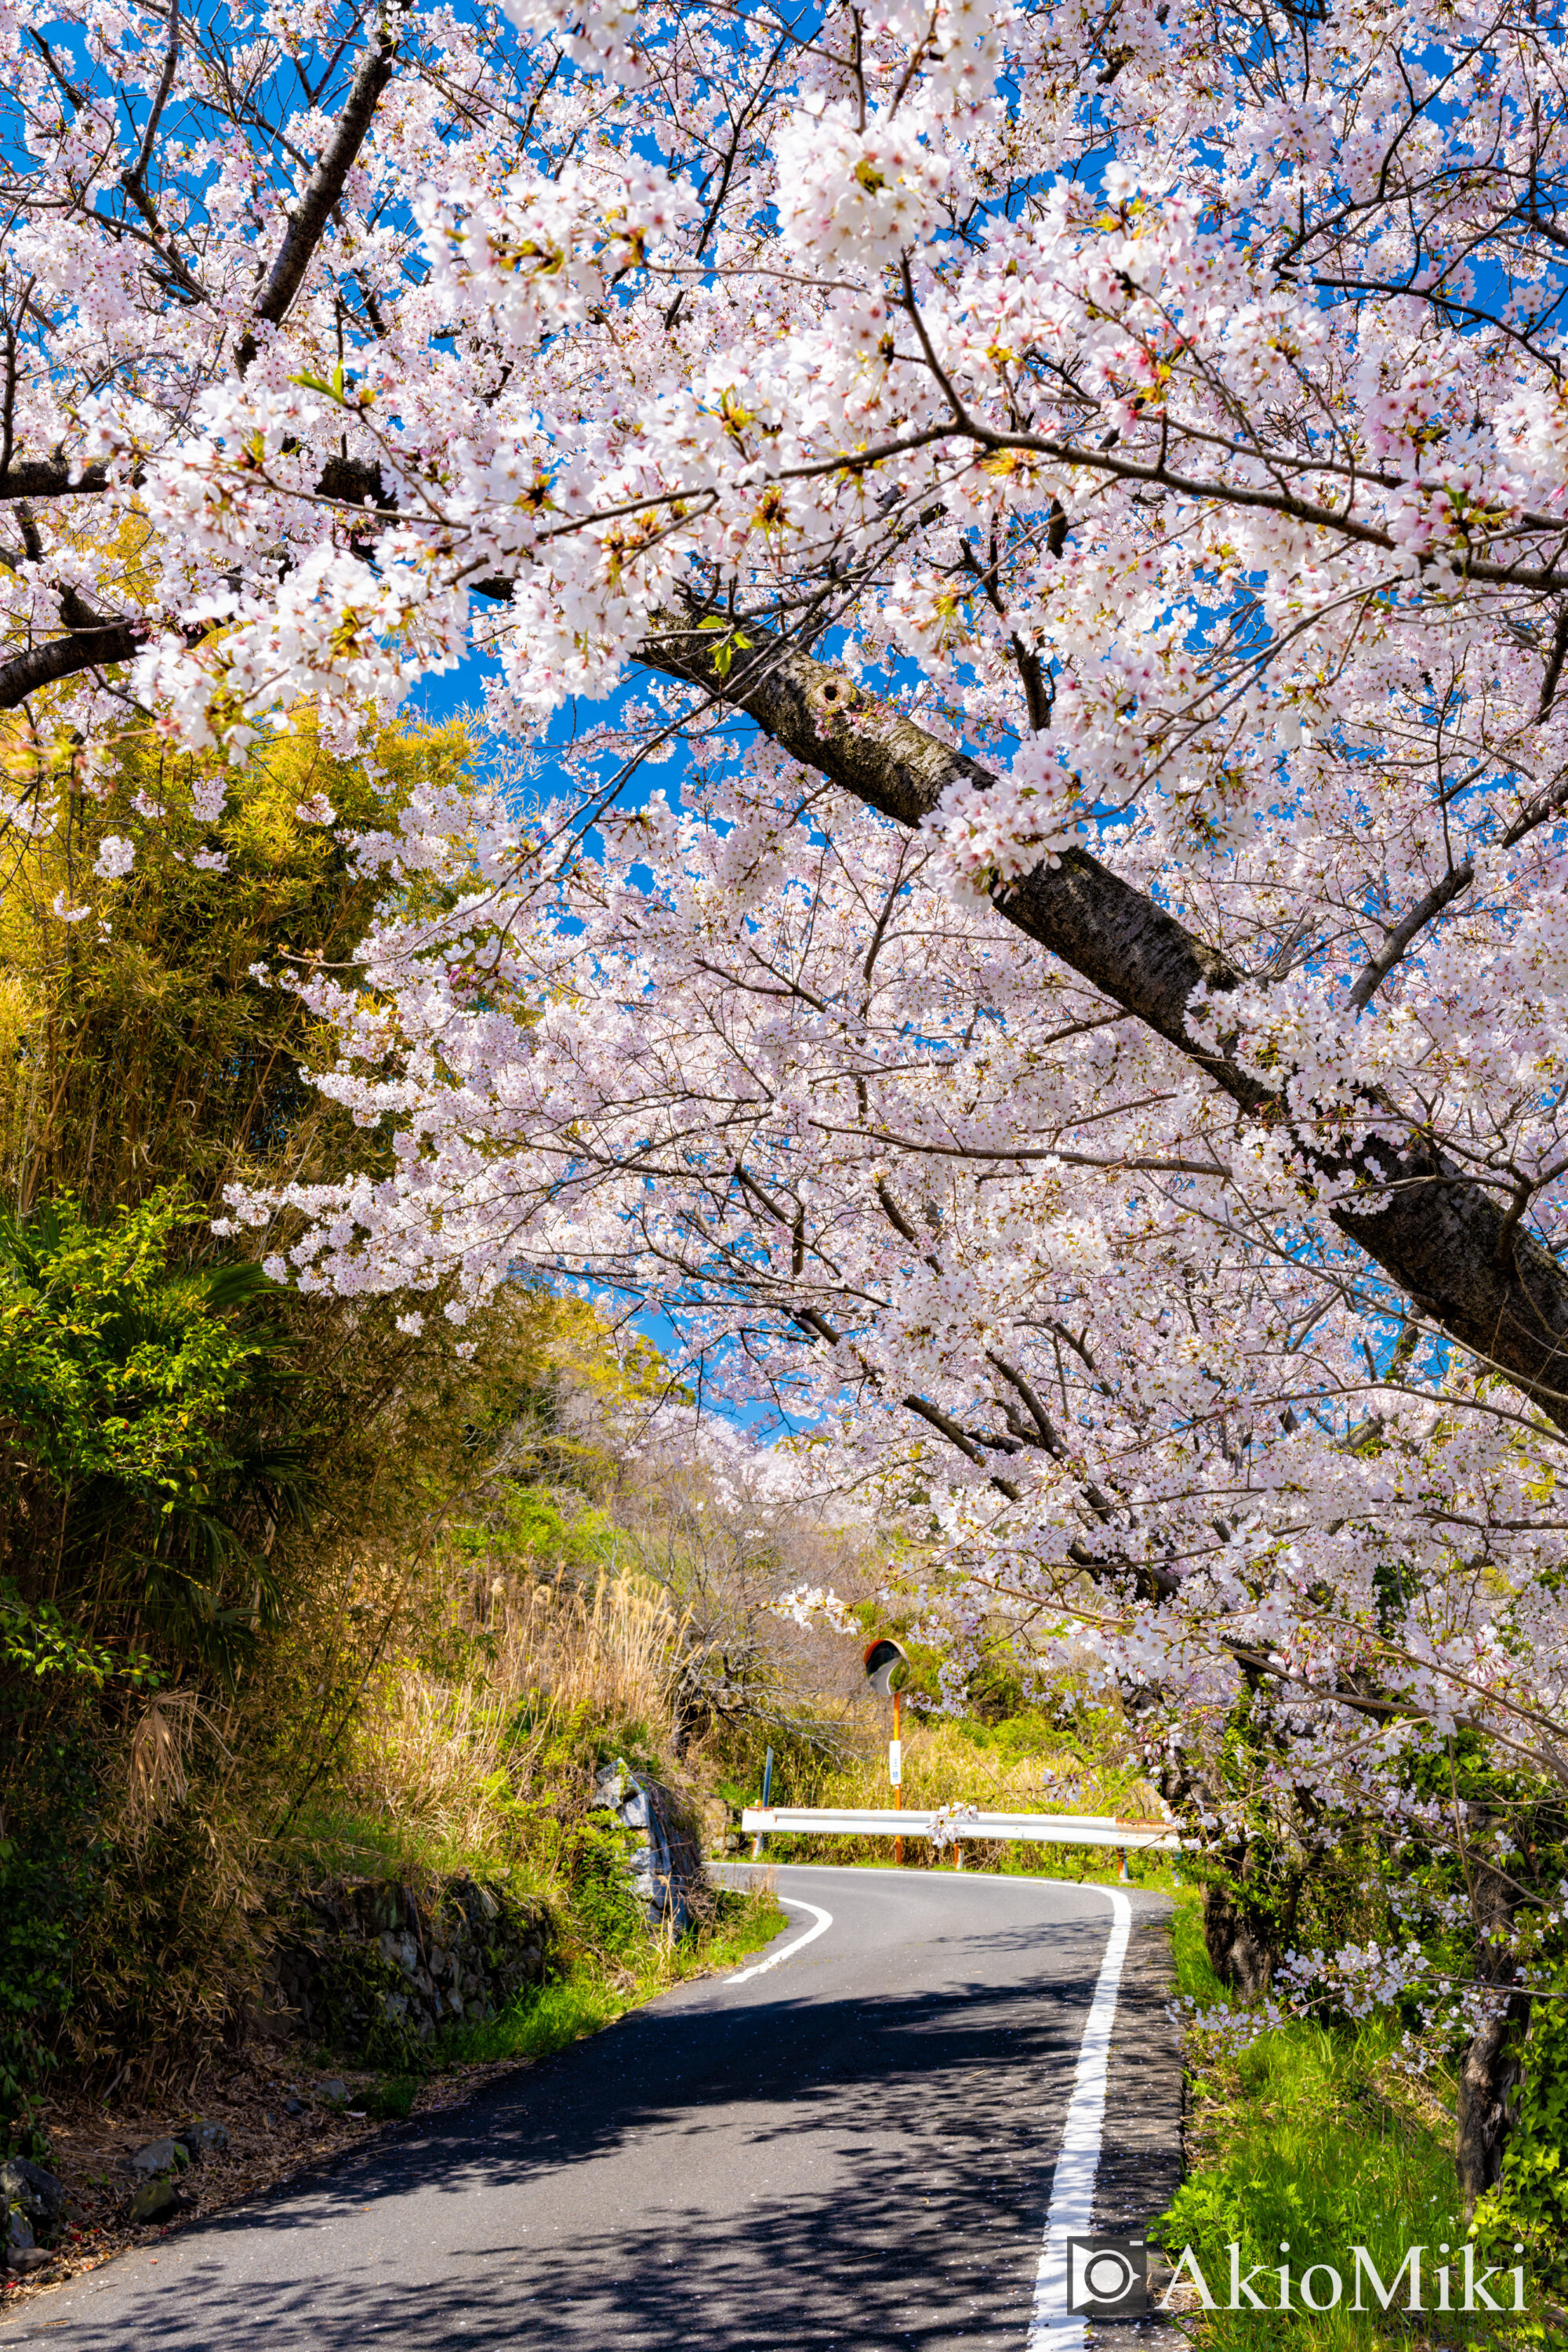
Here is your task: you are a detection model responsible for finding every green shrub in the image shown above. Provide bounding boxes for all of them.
[565,1814,650,1963]
[0,1805,95,2154]
[0,1588,151,2149]
[0,1192,306,1680]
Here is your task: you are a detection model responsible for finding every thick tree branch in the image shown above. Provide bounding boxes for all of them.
[0,460,114,503]
[643,615,1568,1432]
[234,31,401,372]
[0,619,144,705]
[1348,862,1475,1011]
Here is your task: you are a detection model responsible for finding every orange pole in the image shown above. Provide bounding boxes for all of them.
[892,1687,904,1867]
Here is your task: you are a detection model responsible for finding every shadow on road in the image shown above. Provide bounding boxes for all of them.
[21,1912,1112,2351]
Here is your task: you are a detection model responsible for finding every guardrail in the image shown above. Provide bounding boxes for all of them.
[740,1806,1186,1852]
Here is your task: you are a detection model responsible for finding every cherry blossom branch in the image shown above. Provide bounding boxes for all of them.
[642,613,1568,1430]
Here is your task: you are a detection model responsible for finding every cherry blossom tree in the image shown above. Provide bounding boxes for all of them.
[13,0,1568,2197]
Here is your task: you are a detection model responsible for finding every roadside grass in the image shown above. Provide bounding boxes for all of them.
[277,1802,511,1887]
[1158,1893,1540,2350]
[760,1835,1186,1889]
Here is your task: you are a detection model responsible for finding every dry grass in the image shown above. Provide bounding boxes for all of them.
[795,1719,1160,1817]
[340,1569,679,1865]
[506,1567,676,1727]
[120,1690,233,1844]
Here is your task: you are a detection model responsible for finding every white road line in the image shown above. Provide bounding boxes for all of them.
[724,1894,834,1985]
[1027,1886,1134,2351]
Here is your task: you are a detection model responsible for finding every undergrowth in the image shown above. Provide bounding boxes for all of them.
[1160,1893,1547,2349]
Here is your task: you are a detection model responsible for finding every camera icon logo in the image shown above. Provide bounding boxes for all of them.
[1066,2234,1148,2315]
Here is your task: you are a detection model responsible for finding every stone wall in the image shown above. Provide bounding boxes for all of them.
[260,1873,551,2064]
[257,1769,711,2065]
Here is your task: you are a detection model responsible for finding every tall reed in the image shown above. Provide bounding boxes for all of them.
[339,1570,680,1871]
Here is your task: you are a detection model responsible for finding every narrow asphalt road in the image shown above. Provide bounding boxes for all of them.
[1,1867,1133,2352]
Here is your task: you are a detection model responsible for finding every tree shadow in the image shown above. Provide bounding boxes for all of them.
[22,1912,1116,2351]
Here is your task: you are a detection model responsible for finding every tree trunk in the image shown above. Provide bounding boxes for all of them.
[1203,1880,1278,1999]
[1457,2005,1530,2216]
[1457,1865,1532,2216]
[1200,1839,1298,1999]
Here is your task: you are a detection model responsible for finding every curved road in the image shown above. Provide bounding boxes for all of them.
[1,1867,1144,2352]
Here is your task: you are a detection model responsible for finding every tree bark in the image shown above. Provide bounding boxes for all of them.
[1457,1867,1531,2216]
[641,618,1568,1432]
[1203,1874,1280,2000]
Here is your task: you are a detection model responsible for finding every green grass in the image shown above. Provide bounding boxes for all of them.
[432,1882,789,2072]
[1160,1892,1535,2348]
[365,2076,417,2120]
[276,1802,516,1887]
[431,1974,627,2067]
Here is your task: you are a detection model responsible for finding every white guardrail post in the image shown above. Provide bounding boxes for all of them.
[739,1807,1189,1852]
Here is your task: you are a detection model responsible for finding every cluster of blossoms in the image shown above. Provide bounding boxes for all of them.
[925,737,1080,899]
[10,0,1568,2027]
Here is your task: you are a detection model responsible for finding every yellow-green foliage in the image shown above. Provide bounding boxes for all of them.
[0,711,472,1216]
[0,711,699,2111]
[0,710,838,2122]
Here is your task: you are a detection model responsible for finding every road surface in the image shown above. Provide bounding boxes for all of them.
[1,1866,1147,2351]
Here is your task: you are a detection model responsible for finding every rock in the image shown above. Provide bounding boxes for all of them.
[129,2139,187,2179]
[620,1788,649,1830]
[176,2122,230,2158]
[6,2206,34,2256]
[593,1759,627,1807]
[9,2245,54,2276]
[128,2177,181,2226]
[318,2078,349,2105]
[0,2158,65,2234]
[282,2096,305,2116]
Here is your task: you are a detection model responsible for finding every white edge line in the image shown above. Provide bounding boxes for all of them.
[1028,1885,1134,2352]
[724,1893,833,1985]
